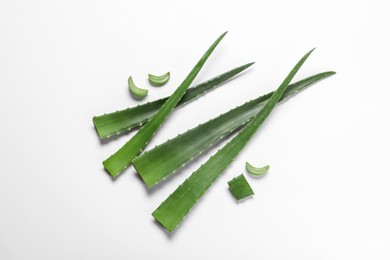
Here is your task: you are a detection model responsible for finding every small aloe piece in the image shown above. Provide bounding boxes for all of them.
[93,62,254,139]
[152,48,315,232]
[246,162,269,176]
[228,174,254,201]
[148,72,170,86]
[128,76,148,99]
[133,71,335,188]
[103,32,228,177]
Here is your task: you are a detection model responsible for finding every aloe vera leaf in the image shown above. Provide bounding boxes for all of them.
[246,162,269,176]
[103,32,228,177]
[228,174,254,201]
[152,49,315,232]
[93,62,254,139]
[148,72,170,86]
[128,76,148,99]
[132,71,335,188]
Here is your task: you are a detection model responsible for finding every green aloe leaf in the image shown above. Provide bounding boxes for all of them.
[103,32,228,177]
[152,48,315,232]
[228,174,255,201]
[246,162,269,176]
[148,72,170,86]
[133,71,335,188]
[128,76,148,99]
[93,62,254,139]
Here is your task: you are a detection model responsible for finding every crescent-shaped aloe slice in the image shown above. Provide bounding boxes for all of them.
[103,32,228,177]
[93,62,254,139]
[148,72,170,86]
[128,76,148,99]
[132,71,335,188]
[246,162,269,176]
[228,174,255,201]
[152,48,315,232]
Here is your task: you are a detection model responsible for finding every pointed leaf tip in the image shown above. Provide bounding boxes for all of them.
[218,31,228,40]
[304,48,316,59]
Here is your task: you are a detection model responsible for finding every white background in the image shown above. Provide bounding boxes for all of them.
[1,0,389,259]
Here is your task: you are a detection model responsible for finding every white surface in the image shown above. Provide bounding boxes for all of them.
[1,0,389,259]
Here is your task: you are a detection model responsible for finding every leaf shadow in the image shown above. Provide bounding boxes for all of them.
[95,125,142,145]
[152,220,177,239]
[247,173,268,180]
[101,164,132,183]
[227,187,254,204]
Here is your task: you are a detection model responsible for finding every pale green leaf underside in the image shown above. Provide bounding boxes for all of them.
[133,71,335,188]
[93,62,254,139]
[148,72,170,86]
[128,76,148,99]
[228,174,254,201]
[246,162,269,176]
[152,48,315,232]
[103,32,228,177]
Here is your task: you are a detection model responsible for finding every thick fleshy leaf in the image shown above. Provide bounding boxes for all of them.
[152,49,315,232]
[93,62,254,139]
[133,71,335,187]
[103,32,228,177]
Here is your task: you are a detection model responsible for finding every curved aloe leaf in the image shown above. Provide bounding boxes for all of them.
[93,62,254,139]
[148,72,170,86]
[152,48,315,232]
[128,76,148,99]
[103,32,228,177]
[228,174,254,201]
[132,71,335,188]
[246,162,269,176]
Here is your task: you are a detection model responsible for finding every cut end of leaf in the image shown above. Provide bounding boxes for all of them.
[246,162,269,176]
[92,116,105,139]
[103,157,124,177]
[152,209,177,233]
[132,161,155,188]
